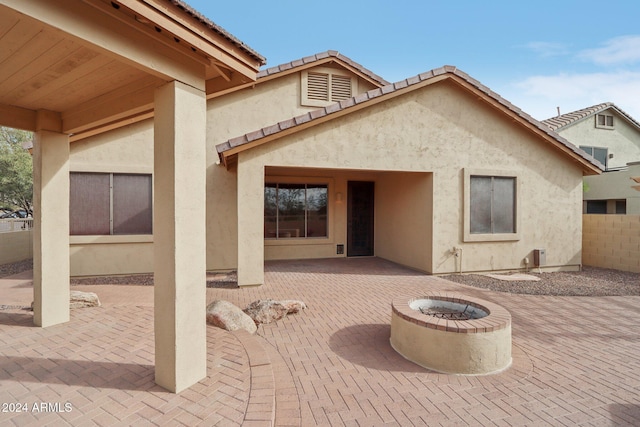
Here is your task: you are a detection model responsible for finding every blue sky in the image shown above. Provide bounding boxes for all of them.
[189,0,640,120]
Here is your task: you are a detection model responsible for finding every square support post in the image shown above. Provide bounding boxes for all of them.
[153,81,207,393]
[32,112,70,327]
[237,156,265,286]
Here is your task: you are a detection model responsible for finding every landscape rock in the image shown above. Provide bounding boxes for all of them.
[70,291,101,308]
[244,299,307,324]
[206,300,257,334]
[244,299,289,324]
[279,300,307,314]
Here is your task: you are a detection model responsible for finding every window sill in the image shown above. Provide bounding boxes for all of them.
[265,237,331,246]
[70,235,153,245]
[463,233,520,243]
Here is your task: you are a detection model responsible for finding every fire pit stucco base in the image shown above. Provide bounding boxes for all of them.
[390,293,512,375]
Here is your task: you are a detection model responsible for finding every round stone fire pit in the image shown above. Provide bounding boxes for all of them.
[390,293,511,375]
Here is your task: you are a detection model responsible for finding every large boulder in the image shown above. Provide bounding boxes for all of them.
[206,300,257,334]
[70,291,101,308]
[244,299,307,324]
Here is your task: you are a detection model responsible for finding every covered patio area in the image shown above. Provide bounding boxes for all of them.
[0,0,263,392]
[1,258,639,425]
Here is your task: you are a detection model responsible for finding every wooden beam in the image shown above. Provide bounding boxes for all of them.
[136,0,263,76]
[69,111,154,142]
[0,103,37,131]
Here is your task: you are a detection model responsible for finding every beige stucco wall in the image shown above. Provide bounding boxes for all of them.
[69,120,154,275]
[68,65,380,275]
[206,69,379,271]
[583,162,640,214]
[236,80,585,274]
[583,214,640,272]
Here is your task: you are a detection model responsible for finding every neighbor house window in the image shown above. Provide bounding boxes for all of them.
[595,113,614,129]
[579,146,608,169]
[470,176,516,234]
[70,172,152,235]
[264,183,328,238]
[301,68,357,107]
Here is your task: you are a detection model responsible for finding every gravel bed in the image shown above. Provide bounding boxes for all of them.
[1,259,637,296]
[0,259,32,278]
[442,266,639,296]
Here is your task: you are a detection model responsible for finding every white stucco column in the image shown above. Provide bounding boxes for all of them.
[237,156,264,286]
[153,80,207,393]
[32,111,70,327]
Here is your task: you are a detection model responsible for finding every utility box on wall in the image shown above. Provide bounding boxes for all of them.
[533,249,546,267]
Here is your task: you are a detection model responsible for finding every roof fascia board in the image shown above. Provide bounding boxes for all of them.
[126,0,262,79]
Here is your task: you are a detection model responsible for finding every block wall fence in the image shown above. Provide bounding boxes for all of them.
[0,230,33,265]
[582,214,640,273]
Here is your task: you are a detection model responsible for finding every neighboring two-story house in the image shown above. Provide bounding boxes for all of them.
[543,103,640,214]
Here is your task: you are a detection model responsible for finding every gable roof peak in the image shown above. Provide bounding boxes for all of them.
[542,102,640,132]
[257,50,390,87]
[217,64,603,175]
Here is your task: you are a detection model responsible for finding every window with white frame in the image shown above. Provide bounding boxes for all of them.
[264,183,328,239]
[595,113,614,129]
[579,145,608,169]
[70,172,152,235]
[301,67,357,107]
[464,169,519,242]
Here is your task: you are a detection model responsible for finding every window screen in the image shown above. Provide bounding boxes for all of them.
[70,172,152,235]
[470,176,516,234]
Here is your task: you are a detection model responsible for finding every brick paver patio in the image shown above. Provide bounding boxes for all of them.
[1,257,639,426]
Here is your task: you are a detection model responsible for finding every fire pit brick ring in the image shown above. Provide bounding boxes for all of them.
[390,293,512,375]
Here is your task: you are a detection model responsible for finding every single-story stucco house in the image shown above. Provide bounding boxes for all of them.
[0,0,602,392]
[68,51,603,287]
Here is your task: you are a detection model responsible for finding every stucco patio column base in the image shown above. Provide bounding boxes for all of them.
[32,113,70,328]
[153,81,207,392]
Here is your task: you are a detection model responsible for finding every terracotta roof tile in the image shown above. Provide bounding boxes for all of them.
[217,65,604,174]
[541,102,640,132]
[256,50,390,86]
[167,0,265,65]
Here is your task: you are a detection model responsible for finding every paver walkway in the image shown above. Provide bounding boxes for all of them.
[1,257,639,426]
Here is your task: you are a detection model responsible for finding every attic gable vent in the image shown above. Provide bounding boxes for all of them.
[307,72,330,101]
[331,74,352,100]
[302,67,358,107]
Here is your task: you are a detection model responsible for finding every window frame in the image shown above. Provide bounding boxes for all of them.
[463,169,520,242]
[263,176,334,246]
[595,113,614,129]
[579,145,608,169]
[300,67,358,107]
[69,171,153,237]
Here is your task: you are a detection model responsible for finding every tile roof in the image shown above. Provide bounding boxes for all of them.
[217,66,603,175]
[542,102,640,132]
[257,50,390,87]
[167,0,266,65]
